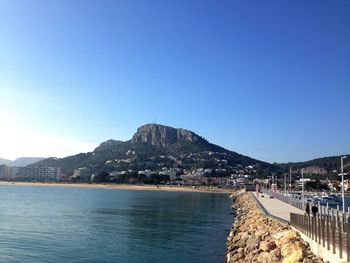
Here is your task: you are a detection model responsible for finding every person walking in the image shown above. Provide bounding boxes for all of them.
[305,203,310,216]
[311,204,318,217]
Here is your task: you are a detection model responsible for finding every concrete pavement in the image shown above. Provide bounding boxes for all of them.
[252,192,304,222]
[252,192,346,262]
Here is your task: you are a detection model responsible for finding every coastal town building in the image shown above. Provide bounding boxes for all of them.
[15,166,61,182]
[109,171,124,180]
[138,170,153,177]
[73,167,92,182]
[9,167,17,179]
[0,165,10,179]
[296,178,312,187]
[236,177,249,186]
[159,168,181,180]
[344,180,350,191]
[328,180,339,191]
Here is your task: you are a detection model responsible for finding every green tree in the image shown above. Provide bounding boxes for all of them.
[304,180,329,191]
[93,171,110,183]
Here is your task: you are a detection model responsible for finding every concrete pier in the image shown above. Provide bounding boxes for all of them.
[252,192,304,222]
[252,192,346,262]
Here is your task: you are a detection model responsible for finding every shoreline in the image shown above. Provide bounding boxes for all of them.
[0,181,234,194]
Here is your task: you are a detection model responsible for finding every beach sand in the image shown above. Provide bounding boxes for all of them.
[0,181,234,194]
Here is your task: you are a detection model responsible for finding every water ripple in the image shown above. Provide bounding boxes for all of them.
[0,185,232,263]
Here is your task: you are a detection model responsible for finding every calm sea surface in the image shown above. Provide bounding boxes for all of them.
[0,185,232,263]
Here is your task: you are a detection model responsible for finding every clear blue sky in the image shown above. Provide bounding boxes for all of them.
[0,0,349,163]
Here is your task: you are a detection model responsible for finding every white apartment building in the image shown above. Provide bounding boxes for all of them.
[15,166,61,182]
[0,165,10,179]
[73,167,92,182]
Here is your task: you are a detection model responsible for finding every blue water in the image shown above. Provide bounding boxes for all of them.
[0,185,232,263]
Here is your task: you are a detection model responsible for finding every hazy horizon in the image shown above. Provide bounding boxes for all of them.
[1,1,349,163]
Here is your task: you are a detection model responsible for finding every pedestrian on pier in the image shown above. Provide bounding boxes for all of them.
[311,205,318,217]
[305,203,310,216]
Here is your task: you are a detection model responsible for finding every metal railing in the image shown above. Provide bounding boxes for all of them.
[261,188,304,209]
[261,189,350,218]
[260,188,350,260]
[291,212,350,261]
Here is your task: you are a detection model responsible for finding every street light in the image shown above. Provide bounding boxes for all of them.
[301,168,304,210]
[289,166,292,193]
[284,173,287,194]
[341,156,348,213]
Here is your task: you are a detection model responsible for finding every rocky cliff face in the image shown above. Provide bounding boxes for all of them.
[131,124,204,148]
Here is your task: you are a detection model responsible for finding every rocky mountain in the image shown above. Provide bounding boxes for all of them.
[34,124,271,175]
[131,124,227,153]
[0,157,44,167]
[131,124,205,148]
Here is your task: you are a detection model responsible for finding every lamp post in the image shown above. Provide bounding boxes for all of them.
[341,156,347,213]
[289,166,292,193]
[301,168,304,210]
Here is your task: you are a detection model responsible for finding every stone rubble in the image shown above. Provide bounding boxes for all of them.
[226,192,326,263]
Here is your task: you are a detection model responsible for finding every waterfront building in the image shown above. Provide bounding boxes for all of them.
[73,167,92,182]
[9,167,17,179]
[343,180,350,191]
[138,170,153,177]
[0,165,10,179]
[296,178,312,187]
[15,166,61,182]
[159,168,179,180]
[181,170,205,185]
[236,177,249,185]
[204,168,212,174]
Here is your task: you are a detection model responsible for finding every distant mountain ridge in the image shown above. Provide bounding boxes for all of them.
[0,157,45,167]
[278,154,350,175]
[16,124,349,178]
[34,123,270,175]
[3,124,348,178]
[0,158,12,166]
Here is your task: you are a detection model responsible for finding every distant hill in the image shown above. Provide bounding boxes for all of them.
[0,158,12,166]
[0,157,45,167]
[278,155,350,176]
[7,124,348,179]
[35,124,271,175]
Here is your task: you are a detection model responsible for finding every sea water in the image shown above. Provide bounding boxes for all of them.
[0,185,232,263]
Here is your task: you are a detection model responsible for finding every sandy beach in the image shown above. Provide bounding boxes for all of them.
[0,181,234,194]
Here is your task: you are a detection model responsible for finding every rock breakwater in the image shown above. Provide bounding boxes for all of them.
[226,192,325,263]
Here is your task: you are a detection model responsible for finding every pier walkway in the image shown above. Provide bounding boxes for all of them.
[252,192,304,223]
[253,192,347,262]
